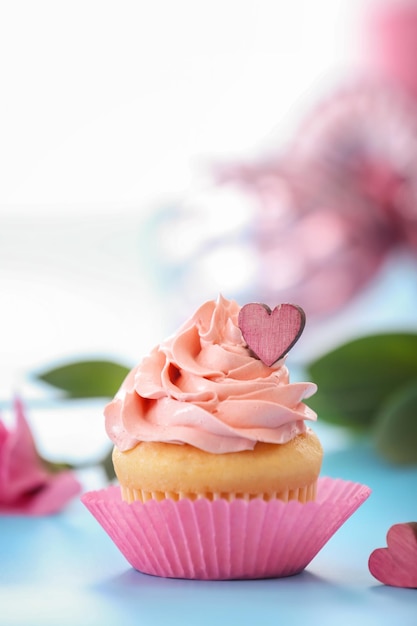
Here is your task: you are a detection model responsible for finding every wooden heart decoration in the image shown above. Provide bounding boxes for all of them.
[238,303,306,366]
[368,522,417,588]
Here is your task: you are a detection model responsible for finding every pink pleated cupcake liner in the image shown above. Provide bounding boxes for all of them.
[81,477,371,580]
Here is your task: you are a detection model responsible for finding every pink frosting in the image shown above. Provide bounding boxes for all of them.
[105,295,317,454]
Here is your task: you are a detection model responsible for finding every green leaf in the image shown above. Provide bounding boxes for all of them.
[306,333,417,429]
[374,381,417,465]
[36,360,131,398]
[101,447,116,481]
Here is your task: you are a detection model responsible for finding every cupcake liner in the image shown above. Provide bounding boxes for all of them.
[81,477,371,580]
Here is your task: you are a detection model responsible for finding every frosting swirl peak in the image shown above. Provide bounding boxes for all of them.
[105,295,317,453]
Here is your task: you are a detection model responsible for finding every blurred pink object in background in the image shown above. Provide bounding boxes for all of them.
[365,0,417,103]
[143,1,417,326]
[0,398,81,515]
[218,78,417,319]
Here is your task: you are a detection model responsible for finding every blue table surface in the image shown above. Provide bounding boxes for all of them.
[1,432,416,626]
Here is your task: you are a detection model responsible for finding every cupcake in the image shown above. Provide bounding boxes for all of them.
[82,295,371,580]
[105,295,322,504]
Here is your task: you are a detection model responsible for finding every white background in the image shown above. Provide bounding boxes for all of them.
[0,0,365,208]
[0,0,396,409]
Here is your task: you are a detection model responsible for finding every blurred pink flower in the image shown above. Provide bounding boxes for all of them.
[0,398,81,515]
[218,80,417,318]
[365,0,417,105]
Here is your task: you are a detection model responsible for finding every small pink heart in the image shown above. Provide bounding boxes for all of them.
[238,303,306,366]
[368,522,417,588]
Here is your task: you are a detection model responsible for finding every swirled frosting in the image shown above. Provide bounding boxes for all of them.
[105,295,317,454]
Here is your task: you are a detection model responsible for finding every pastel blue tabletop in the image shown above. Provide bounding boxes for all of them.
[1,433,416,626]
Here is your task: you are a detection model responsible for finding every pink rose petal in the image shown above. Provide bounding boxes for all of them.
[82,477,371,580]
[0,398,81,516]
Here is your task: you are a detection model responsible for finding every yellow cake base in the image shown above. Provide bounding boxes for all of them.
[120,483,317,504]
[113,430,323,504]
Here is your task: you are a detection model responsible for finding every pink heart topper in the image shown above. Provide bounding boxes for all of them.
[238,303,306,366]
[368,522,417,588]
